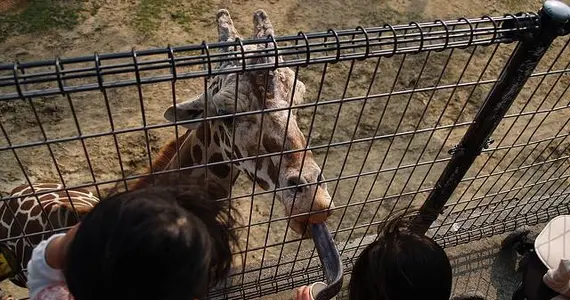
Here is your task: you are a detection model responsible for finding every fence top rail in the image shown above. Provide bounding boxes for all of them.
[0,13,539,101]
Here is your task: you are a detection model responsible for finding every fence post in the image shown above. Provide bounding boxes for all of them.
[411,0,570,235]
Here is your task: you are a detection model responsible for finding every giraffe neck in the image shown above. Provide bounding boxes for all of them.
[130,122,240,198]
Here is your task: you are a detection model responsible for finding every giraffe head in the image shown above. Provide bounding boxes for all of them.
[164,9,334,235]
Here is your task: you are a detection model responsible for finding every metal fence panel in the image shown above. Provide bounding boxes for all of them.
[1,3,570,300]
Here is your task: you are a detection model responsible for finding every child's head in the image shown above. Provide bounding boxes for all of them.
[348,212,452,300]
[63,184,239,300]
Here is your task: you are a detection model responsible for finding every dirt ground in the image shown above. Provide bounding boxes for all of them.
[1,0,570,299]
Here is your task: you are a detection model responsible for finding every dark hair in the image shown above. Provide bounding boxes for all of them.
[63,184,240,300]
[348,212,452,300]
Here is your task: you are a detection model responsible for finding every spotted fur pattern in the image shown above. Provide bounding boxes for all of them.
[162,9,335,236]
[0,183,99,287]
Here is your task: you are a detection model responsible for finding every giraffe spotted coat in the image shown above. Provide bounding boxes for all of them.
[0,183,99,288]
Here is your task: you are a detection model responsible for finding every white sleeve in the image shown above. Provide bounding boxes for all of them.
[26,233,67,300]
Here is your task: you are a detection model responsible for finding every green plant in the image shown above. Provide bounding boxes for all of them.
[131,0,214,38]
[0,0,80,42]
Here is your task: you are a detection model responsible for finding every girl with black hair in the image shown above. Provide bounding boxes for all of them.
[27,184,240,300]
[296,212,453,300]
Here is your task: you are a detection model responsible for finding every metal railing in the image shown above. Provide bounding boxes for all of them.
[1,1,570,299]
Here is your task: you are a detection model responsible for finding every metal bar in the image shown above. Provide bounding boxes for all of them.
[6,72,570,154]
[275,45,358,277]
[528,149,570,215]
[477,134,570,226]
[58,58,103,200]
[95,53,129,191]
[435,198,568,247]
[336,50,408,242]
[167,46,182,180]
[411,2,570,234]
[271,59,327,278]
[322,52,383,256]
[0,15,531,71]
[294,61,330,276]
[2,139,565,207]
[17,66,65,233]
[405,40,503,219]
[274,63,315,277]
[132,50,156,187]
[449,73,570,232]
[240,67,273,287]
[340,47,436,254]
[369,47,455,240]
[0,121,42,250]
[502,152,570,222]
[0,15,538,102]
[2,7,570,300]
[432,37,570,237]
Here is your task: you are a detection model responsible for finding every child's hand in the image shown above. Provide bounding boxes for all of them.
[295,286,312,300]
[45,224,80,270]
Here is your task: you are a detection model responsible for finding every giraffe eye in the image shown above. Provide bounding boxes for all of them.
[287,177,304,193]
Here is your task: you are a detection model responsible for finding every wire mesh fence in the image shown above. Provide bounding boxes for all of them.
[0,4,569,300]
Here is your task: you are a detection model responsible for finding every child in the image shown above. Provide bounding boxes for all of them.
[27,184,240,300]
[296,212,453,300]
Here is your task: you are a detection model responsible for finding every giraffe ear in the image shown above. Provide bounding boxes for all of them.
[164,96,208,130]
[291,79,306,106]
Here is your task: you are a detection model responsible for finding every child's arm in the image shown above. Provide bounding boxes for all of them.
[27,225,78,299]
[44,224,78,270]
[27,233,67,299]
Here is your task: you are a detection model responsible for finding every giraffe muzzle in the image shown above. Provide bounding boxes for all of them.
[308,209,332,224]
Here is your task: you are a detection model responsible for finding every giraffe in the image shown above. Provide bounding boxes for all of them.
[131,8,335,235]
[0,183,99,290]
[0,7,335,294]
